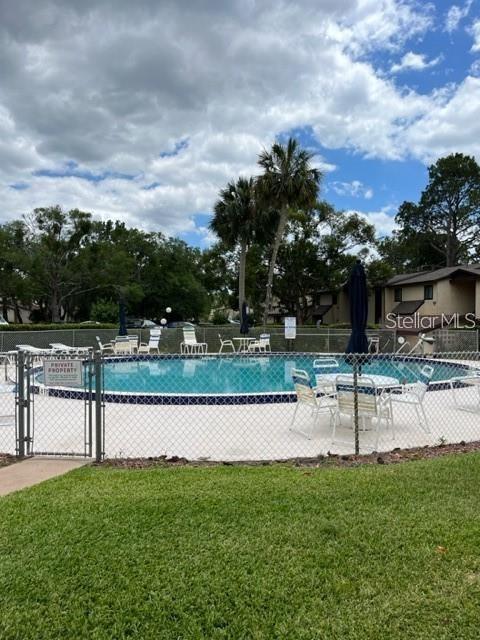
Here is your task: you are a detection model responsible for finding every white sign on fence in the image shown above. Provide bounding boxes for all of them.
[43,359,83,387]
[284,316,296,340]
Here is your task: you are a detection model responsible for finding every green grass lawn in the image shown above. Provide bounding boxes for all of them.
[1,456,480,639]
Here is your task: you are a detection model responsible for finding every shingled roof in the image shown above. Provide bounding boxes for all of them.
[386,265,480,287]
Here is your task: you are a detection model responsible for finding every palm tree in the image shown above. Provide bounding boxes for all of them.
[256,138,321,324]
[209,177,258,313]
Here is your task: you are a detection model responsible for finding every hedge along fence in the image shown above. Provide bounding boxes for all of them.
[0,323,116,331]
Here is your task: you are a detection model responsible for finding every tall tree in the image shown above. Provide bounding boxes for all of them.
[396,153,480,267]
[26,206,95,321]
[256,137,321,324]
[209,177,259,312]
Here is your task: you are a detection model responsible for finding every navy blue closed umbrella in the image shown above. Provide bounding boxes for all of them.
[240,301,249,335]
[346,260,369,355]
[345,259,369,455]
[118,299,128,336]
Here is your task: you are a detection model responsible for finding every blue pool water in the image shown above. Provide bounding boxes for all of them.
[99,355,468,395]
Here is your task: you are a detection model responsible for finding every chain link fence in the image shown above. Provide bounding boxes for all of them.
[0,326,397,354]
[2,347,480,462]
[432,329,479,352]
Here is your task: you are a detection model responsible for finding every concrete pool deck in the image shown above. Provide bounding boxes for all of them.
[1,382,479,461]
[1,356,480,461]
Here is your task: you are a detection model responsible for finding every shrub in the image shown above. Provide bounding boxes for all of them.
[90,299,119,324]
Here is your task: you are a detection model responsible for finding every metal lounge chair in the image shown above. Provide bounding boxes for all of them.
[49,343,90,355]
[290,368,337,439]
[180,327,207,354]
[138,332,160,354]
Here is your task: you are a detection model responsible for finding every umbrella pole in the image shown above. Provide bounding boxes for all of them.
[353,356,359,455]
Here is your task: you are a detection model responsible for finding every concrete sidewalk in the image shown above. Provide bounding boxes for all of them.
[0,458,90,497]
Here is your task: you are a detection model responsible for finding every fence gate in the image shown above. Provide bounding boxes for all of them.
[16,351,95,458]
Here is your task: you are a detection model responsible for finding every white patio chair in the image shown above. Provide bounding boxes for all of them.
[180,328,207,354]
[248,334,271,353]
[290,368,337,439]
[332,375,394,450]
[218,333,235,353]
[449,368,480,412]
[96,336,114,354]
[388,381,430,433]
[138,333,160,354]
[313,358,340,396]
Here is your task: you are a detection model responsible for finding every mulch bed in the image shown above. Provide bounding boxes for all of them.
[0,453,17,468]
[98,440,480,470]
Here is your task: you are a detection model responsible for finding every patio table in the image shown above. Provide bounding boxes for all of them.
[315,373,399,390]
[233,337,257,353]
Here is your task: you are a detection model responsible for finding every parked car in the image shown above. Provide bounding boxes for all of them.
[166,321,196,329]
[228,319,240,325]
[126,318,159,329]
[0,314,8,325]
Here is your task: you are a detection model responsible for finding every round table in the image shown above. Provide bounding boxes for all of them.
[315,373,399,388]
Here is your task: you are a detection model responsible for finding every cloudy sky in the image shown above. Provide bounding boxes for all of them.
[1,0,480,246]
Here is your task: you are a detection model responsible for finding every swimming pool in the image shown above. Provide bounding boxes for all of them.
[98,354,470,396]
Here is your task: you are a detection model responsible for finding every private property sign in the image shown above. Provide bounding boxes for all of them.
[284,316,296,340]
[43,359,83,388]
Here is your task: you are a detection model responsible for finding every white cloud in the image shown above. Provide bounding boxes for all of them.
[470,19,480,53]
[391,51,442,73]
[0,0,476,237]
[329,180,374,199]
[350,205,398,236]
[404,76,480,162]
[444,1,473,33]
[470,59,480,76]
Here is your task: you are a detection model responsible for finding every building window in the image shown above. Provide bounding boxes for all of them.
[394,287,402,302]
[332,293,338,305]
[424,284,433,300]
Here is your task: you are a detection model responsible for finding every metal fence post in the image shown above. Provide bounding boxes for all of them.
[353,355,359,456]
[94,351,103,462]
[16,351,25,458]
